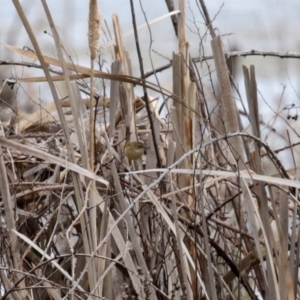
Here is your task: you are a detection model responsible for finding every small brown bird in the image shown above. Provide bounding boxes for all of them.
[124,141,149,161]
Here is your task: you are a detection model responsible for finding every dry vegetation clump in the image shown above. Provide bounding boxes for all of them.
[1,0,300,299]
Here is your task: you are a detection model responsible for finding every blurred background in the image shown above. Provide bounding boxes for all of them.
[1,0,300,171]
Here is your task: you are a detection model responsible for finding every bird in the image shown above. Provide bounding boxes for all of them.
[124,141,149,161]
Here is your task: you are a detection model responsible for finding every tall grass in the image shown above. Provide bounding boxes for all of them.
[0,0,300,299]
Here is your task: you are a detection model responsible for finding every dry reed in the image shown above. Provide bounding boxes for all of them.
[1,1,300,300]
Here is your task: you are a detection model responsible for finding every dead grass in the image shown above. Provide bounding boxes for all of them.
[1,0,300,299]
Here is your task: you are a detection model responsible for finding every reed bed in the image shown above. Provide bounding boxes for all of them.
[1,1,300,299]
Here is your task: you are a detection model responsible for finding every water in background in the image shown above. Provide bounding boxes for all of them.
[1,0,300,169]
